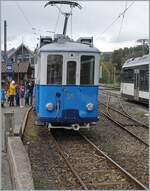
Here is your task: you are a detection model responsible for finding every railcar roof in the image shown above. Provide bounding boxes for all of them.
[39,41,100,54]
[123,55,150,68]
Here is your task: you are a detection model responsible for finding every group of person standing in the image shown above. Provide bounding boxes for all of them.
[2,80,34,108]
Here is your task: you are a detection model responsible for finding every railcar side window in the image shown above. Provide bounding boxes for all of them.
[140,70,149,91]
[80,56,95,85]
[67,61,76,85]
[47,55,63,84]
[122,68,134,83]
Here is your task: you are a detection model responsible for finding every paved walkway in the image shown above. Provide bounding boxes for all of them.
[1,105,29,190]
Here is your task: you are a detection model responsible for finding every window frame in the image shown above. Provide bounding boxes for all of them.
[47,54,63,85]
[66,60,77,85]
[80,55,95,85]
[121,68,134,83]
[139,69,149,91]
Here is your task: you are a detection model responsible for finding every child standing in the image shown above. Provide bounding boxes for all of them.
[1,82,6,107]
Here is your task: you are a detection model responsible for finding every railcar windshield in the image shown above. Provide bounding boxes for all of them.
[47,55,63,84]
[80,55,95,85]
[67,61,76,85]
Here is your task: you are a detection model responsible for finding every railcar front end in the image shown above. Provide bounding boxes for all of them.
[34,39,100,129]
[36,85,98,126]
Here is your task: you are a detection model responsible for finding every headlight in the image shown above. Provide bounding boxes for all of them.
[86,103,94,111]
[46,103,54,111]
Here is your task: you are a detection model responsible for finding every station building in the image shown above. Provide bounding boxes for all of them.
[1,43,34,84]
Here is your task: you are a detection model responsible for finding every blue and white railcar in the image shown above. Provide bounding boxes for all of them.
[34,35,100,129]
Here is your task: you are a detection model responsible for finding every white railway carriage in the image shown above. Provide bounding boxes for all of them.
[121,55,149,104]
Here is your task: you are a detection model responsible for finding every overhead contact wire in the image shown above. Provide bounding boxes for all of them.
[117,1,128,41]
[95,1,135,40]
[15,1,33,28]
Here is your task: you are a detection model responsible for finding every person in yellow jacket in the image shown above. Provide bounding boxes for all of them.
[9,80,16,106]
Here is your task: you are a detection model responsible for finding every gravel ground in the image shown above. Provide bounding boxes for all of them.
[102,105,149,145]
[23,92,149,189]
[23,111,81,190]
[23,110,147,189]
[101,91,149,126]
[80,115,149,187]
[97,92,148,188]
[23,109,148,189]
[52,130,142,190]
[119,100,148,126]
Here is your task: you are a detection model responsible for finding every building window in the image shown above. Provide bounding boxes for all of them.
[67,61,76,85]
[47,55,63,84]
[80,55,95,85]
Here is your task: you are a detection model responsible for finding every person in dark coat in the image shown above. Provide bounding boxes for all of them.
[28,81,34,105]
[25,88,30,105]
[15,85,20,106]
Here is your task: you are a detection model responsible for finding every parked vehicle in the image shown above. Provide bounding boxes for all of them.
[121,55,149,104]
[34,1,100,130]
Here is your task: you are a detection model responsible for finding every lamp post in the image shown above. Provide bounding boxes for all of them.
[17,60,20,84]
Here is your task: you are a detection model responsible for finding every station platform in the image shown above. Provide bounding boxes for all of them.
[1,105,29,190]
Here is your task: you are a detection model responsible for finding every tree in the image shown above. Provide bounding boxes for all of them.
[101,43,149,84]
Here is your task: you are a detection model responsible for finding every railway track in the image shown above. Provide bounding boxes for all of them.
[101,101,148,129]
[118,99,148,128]
[99,84,120,91]
[100,90,149,145]
[100,103,149,147]
[101,91,148,128]
[51,129,147,190]
[23,109,148,189]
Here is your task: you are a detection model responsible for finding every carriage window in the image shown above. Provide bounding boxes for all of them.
[80,56,95,84]
[67,61,76,85]
[47,55,63,84]
[140,70,149,91]
[121,68,133,83]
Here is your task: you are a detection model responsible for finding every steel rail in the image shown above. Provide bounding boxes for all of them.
[52,130,147,190]
[101,90,148,129]
[51,133,88,190]
[101,90,121,98]
[101,111,149,147]
[118,99,148,129]
[99,84,120,91]
[80,133,148,190]
[101,102,148,128]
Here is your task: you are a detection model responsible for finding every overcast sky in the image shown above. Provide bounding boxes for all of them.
[1,1,149,52]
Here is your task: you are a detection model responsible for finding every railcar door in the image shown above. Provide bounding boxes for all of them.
[62,60,79,122]
[47,54,63,120]
[66,60,77,85]
[134,69,140,100]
